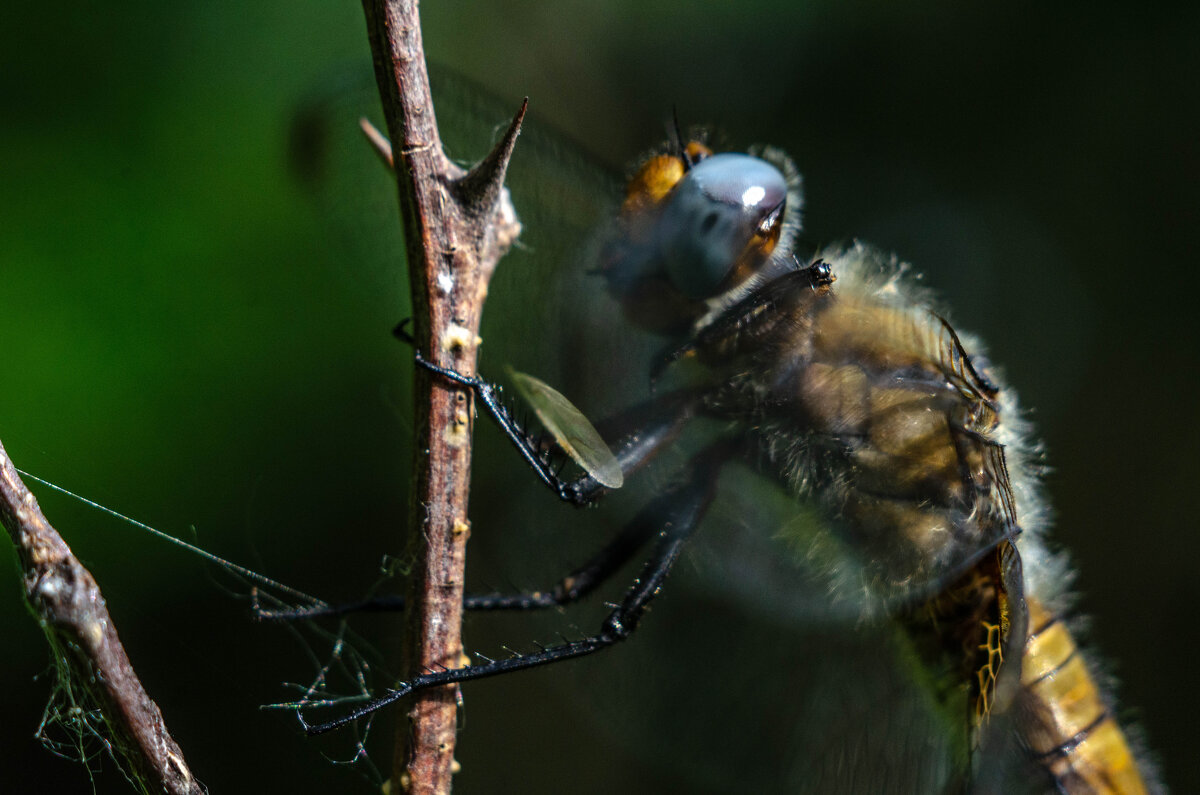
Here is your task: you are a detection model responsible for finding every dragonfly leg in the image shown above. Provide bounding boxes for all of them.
[394,320,584,499]
[651,257,833,379]
[413,350,700,506]
[299,443,725,736]
[253,501,660,621]
[413,351,587,502]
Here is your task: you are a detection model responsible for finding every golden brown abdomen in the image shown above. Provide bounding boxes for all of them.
[1020,598,1149,794]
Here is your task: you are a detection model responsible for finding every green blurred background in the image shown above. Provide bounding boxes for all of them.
[2,1,1196,792]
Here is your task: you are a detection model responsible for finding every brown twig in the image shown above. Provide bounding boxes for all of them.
[0,439,204,795]
[359,2,524,793]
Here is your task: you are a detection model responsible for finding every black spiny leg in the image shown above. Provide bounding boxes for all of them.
[300,443,727,736]
[254,501,661,620]
[651,257,833,379]
[413,352,590,504]
[395,320,699,506]
[253,375,699,623]
[413,353,700,506]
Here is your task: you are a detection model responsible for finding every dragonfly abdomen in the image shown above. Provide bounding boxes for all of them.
[1019,597,1152,794]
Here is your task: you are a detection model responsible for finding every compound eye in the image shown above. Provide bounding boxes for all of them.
[657,153,787,299]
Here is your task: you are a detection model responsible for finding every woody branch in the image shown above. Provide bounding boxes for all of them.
[358,2,524,793]
[0,439,203,795]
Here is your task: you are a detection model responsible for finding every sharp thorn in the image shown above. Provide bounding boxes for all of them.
[456,98,528,211]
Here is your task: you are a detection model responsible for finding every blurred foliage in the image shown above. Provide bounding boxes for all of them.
[2,1,1197,792]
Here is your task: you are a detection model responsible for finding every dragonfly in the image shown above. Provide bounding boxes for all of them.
[281,69,1162,794]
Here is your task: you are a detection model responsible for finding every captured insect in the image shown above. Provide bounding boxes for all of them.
[271,75,1164,794]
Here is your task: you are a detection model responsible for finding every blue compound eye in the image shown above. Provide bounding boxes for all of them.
[656,153,787,299]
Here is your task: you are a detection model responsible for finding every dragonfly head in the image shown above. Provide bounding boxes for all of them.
[601,146,801,335]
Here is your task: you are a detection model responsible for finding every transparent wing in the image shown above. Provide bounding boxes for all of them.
[507,367,622,489]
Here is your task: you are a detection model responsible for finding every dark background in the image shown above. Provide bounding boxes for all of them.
[2,1,1196,792]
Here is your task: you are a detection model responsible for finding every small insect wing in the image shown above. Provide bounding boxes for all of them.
[507,367,623,489]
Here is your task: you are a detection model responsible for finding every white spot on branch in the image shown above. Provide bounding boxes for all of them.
[443,324,481,353]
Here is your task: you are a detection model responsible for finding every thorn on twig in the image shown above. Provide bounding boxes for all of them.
[393,318,415,346]
[454,98,528,215]
[359,117,394,171]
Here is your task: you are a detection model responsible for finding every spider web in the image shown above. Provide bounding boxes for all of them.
[18,470,400,790]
